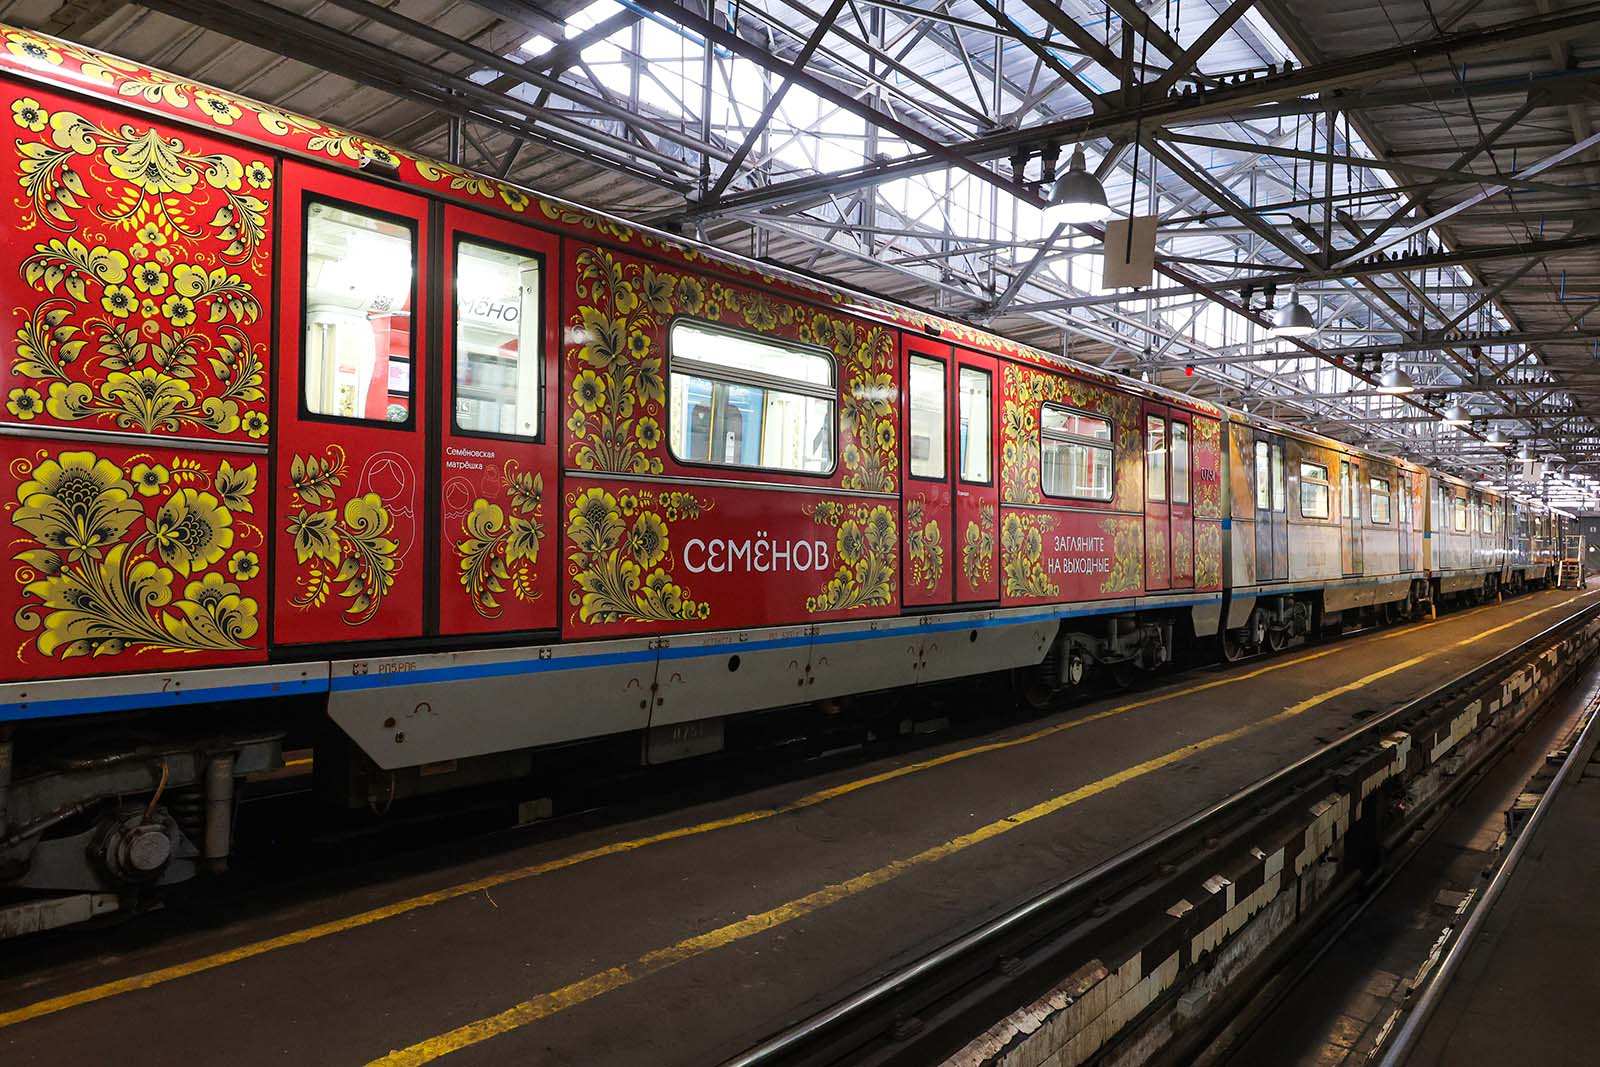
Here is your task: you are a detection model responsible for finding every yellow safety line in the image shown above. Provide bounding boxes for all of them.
[372,594,1588,1065]
[0,592,1585,1033]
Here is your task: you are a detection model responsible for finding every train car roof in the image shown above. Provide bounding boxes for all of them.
[0,22,1221,423]
[1218,407,1430,475]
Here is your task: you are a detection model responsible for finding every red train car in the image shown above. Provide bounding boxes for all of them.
[0,23,1227,927]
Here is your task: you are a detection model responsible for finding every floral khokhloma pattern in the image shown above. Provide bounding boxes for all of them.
[1146,524,1168,587]
[1173,526,1194,583]
[1191,416,1223,519]
[1102,516,1144,595]
[7,448,261,660]
[962,502,996,591]
[1001,511,1058,599]
[284,447,397,625]
[805,500,896,613]
[1195,522,1222,588]
[1000,363,1139,509]
[6,90,270,441]
[456,464,545,619]
[565,247,898,494]
[567,485,710,624]
[904,495,943,594]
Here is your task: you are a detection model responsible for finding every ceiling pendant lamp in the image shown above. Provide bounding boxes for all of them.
[1376,365,1416,394]
[1044,145,1112,224]
[1270,287,1317,337]
[1441,402,1470,426]
[1486,429,1513,448]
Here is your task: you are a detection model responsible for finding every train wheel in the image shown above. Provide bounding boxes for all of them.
[1265,625,1288,653]
[1023,680,1056,710]
[1221,629,1249,663]
[1110,662,1140,689]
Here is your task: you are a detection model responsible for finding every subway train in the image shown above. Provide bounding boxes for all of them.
[0,25,1571,930]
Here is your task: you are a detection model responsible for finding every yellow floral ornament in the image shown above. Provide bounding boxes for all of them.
[566,485,710,624]
[6,386,41,420]
[805,500,896,612]
[283,448,399,624]
[456,464,545,618]
[8,449,262,659]
[11,96,44,131]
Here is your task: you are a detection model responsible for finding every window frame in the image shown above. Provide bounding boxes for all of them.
[906,351,948,483]
[1271,443,1286,513]
[1369,476,1392,525]
[665,316,839,479]
[1300,460,1331,520]
[298,194,420,431]
[956,363,993,487]
[1146,415,1167,503]
[1452,496,1468,532]
[1169,420,1190,505]
[1254,440,1271,512]
[1039,402,1114,503]
[448,231,547,444]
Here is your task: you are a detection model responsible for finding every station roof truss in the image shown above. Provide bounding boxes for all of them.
[17,0,1600,508]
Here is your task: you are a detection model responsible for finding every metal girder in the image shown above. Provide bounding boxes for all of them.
[1332,129,1600,268]
[140,0,710,177]
[702,0,849,204]
[626,0,1046,207]
[1013,233,1600,314]
[672,4,1600,220]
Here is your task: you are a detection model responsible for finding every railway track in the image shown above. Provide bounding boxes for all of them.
[713,595,1600,1067]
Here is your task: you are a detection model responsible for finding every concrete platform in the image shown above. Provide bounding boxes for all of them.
[1,587,1596,1067]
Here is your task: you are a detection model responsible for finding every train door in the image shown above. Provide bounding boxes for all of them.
[953,350,999,603]
[1341,459,1364,576]
[1144,407,1171,590]
[273,163,431,645]
[1167,412,1194,588]
[435,206,562,635]
[1253,433,1288,582]
[1398,471,1415,571]
[902,336,954,606]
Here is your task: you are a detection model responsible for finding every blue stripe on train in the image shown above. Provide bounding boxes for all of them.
[0,594,1224,718]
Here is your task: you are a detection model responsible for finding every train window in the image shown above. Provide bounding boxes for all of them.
[1300,462,1330,519]
[908,355,946,479]
[1146,416,1167,502]
[667,320,835,475]
[1481,504,1494,534]
[302,202,416,424]
[1271,445,1286,513]
[958,366,991,484]
[1453,497,1468,532]
[1170,422,1190,504]
[1040,404,1112,501]
[453,240,541,439]
[1343,463,1360,521]
[1254,442,1271,511]
[1370,478,1392,524]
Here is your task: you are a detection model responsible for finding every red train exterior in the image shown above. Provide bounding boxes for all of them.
[0,25,1575,931]
[0,23,1223,693]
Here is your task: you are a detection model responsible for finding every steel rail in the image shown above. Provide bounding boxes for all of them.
[718,595,1600,1067]
[1375,660,1600,1066]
